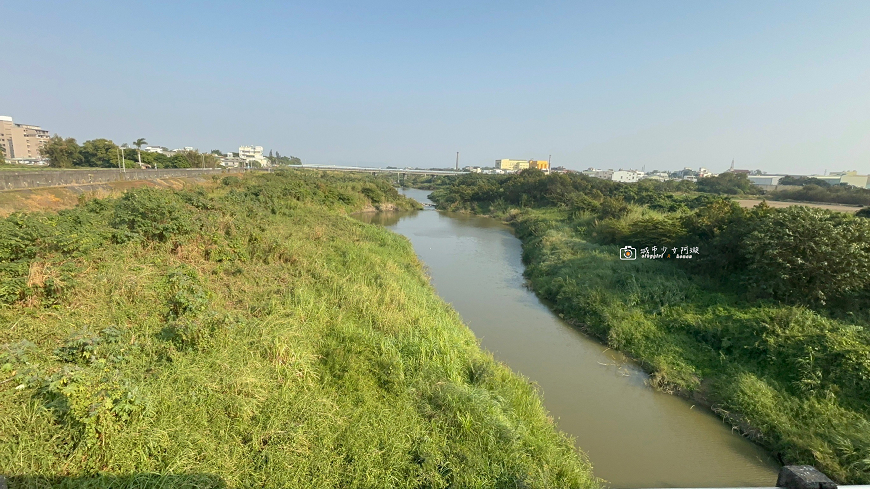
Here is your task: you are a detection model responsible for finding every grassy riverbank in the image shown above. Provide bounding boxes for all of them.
[0,171,596,488]
[430,171,870,484]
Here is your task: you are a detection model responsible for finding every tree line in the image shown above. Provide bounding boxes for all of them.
[40,135,223,169]
[40,136,303,170]
[266,150,302,166]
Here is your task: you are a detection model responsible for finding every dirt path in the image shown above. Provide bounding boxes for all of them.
[735,199,864,213]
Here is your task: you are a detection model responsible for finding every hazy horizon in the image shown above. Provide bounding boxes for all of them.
[2,1,869,174]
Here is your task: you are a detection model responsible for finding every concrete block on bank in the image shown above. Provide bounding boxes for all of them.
[777,465,837,489]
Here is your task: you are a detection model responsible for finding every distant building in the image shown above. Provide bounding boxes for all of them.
[239,145,269,167]
[219,156,245,168]
[748,175,786,186]
[582,168,614,180]
[611,170,645,183]
[646,171,670,179]
[726,159,750,174]
[143,146,169,154]
[642,175,668,182]
[529,160,550,172]
[495,159,529,171]
[0,116,50,160]
[830,171,870,189]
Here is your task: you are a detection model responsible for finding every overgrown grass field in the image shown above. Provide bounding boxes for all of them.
[0,171,596,488]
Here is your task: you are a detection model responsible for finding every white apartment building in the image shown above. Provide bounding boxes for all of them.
[582,168,614,180]
[611,170,645,183]
[239,145,269,167]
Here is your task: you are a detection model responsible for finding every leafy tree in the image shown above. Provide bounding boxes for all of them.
[42,135,81,168]
[272,154,303,166]
[696,172,760,195]
[0,145,5,164]
[111,187,193,243]
[857,207,870,218]
[138,151,170,169]
[210,149,223,155]
[771,184,870,206]
[168,154,192,168]
[743,206,870,304]
[779,175,831,186]
[80,139,120,168]
[133,138,148,168]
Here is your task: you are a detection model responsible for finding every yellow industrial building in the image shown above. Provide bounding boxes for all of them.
[495,159,529,171]
[529,160,549,171]
[496,159,549,172]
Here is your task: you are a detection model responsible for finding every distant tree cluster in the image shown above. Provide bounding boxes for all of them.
[267,150,302,166]
[778,175,832,186]
[41,135,220,169]
[695,172,761,195]
[771,184,870,207]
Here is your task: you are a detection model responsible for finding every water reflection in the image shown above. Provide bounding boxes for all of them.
[353,209,416,227]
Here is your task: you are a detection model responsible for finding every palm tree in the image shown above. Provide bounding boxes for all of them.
[133,138,148,169]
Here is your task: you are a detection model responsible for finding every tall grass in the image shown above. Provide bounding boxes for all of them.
[501,208,870,484]
[0,171,596,488]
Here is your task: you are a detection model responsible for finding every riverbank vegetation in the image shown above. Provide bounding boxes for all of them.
[769,183,870,207]
[430,170,870,484]
[0,171,596,488]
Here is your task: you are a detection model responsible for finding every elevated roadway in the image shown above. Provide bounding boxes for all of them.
[293,164,464,176]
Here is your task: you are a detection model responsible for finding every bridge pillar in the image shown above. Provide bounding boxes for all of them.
[777,466,837,489]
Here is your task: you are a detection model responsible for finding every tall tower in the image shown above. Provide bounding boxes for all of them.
[456,152,459,170]
[730,159,735,171]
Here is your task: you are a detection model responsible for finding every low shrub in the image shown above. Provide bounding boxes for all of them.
[111,188,194,243]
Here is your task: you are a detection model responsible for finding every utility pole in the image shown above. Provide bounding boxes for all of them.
[456,151,459,171]
[201,153,205,169]
[548,154,551,174]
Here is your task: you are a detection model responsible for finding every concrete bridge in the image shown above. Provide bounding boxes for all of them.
[293,164,464,177]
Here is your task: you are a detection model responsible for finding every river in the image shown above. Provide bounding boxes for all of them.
[356,188,779,488]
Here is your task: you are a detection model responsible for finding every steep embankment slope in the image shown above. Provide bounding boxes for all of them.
[0,171,596,488]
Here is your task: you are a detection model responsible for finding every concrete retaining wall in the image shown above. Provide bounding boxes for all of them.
[0,168,236,191]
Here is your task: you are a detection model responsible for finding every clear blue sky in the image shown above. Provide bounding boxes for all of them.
[2,1,869,173]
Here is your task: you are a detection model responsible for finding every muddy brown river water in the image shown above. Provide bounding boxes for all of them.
[356,188,779,488]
